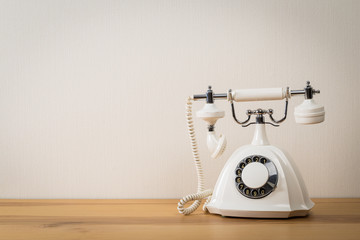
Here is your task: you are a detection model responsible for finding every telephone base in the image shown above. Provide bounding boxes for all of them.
[207,207,311,218]
[205,141,315,219]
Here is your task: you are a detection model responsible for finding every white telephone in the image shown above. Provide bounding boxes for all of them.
[177,82,325,218]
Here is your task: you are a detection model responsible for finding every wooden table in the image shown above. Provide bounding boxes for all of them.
[0,199,359,239]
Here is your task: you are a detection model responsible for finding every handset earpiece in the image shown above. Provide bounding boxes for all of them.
[293,82,325,124]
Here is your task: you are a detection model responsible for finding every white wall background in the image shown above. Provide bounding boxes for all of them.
[0,0,359,199]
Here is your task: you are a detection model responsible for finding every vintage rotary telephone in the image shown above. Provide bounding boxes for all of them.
[177,82,325,218]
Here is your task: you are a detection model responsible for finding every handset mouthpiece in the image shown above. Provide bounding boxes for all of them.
[207,132,227,159]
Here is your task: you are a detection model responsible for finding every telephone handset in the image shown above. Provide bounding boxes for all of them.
[177,82,325,218]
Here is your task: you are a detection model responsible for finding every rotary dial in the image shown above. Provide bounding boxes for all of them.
[235,155,278,199]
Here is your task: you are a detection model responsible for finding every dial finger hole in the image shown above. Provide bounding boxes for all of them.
[238,183,245,190]
[251,189,258,197]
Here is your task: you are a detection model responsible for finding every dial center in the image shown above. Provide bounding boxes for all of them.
[242,162,269,188]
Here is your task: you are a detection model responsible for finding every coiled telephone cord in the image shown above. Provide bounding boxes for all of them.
[177,97,213,215]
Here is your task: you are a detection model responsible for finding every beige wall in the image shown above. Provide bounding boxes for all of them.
[0,0,359,198]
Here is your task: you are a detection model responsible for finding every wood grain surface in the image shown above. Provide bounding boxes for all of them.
[0,199,359,240]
